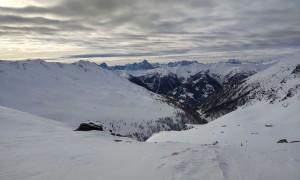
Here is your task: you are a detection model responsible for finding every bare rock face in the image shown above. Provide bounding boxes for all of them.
[76,121,103,131]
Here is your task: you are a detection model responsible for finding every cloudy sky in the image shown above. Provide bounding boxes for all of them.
[0,0,299,63]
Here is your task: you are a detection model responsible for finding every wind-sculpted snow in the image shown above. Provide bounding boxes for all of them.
[0,60,204,140]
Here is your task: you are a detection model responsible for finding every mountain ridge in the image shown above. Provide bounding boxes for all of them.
[0,59,205,141]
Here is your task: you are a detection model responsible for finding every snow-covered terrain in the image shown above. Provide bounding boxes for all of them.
[0,60,203,140]
[125,59,275,83]
[149,96,300,145]
[112,59,277,108]
[147,96,300,179]
[146,55,300,179]
[0,105,225,180]
[200,53,300,120]
[1,55,299,180]
[1,95,299,179]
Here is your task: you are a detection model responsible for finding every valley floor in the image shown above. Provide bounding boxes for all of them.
[1,105,300,180]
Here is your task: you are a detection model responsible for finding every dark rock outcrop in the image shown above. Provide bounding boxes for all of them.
[277,139,288,143]
[76,121,103,131]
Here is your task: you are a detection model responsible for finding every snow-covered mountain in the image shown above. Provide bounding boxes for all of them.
[199,54,300,121]
[147,92,300,179]
[127,59,274,81]
[146,56,300,179]
[100,60,198,71]
[135,70,182,96]
[0,60,205,141]
[100,60,155,71]
[1,55,299,180]
[113,59,275,108]
[149,94,300,145]
[149,54,300,142]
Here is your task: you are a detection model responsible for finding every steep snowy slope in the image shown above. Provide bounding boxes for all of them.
[0,60,204,140]
[200,54,300,120]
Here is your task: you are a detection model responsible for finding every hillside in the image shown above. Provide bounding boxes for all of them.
[114,59,275,108]
[0,60,204,140]
[200,54,300,120]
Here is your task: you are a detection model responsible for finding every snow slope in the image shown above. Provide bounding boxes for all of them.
[1,56,299,180]
[147,56,300,179]
[199,53,300,120]
[149,54,300,144]
[0,60,202,140]
[246,54,300,103]
[148,96,300,145]
[0,105,225,180]
[148,96,300,180]
[1,98,299,180]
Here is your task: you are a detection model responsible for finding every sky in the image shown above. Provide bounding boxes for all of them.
[0,0,299,64]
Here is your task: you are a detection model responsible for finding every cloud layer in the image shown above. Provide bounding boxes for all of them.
[0,0,299,60]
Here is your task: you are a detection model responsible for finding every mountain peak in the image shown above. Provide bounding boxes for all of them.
[226,59,241,64]
[142,59,149,63]
[99,62,108,69]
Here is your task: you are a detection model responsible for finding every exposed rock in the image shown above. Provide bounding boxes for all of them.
[169,72,223,108]
[265,124,273,127]
[292,64,300,74]
[277,139,288,143]
[182,124,194,130]
[212,141,218,145]
[289,141,300,143]
[76,121,103,131]
[138,71,182,96]
[114,139,122,142]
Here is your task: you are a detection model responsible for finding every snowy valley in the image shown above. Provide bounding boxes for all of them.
[1,54,300,180]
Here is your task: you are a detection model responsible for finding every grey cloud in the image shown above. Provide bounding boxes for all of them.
[0,0,299,60]
[68,48,190,58]
[0,14,95,34]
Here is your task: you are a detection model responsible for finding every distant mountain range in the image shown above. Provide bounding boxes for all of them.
[100,60,197,71]
[104,59,277,109]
